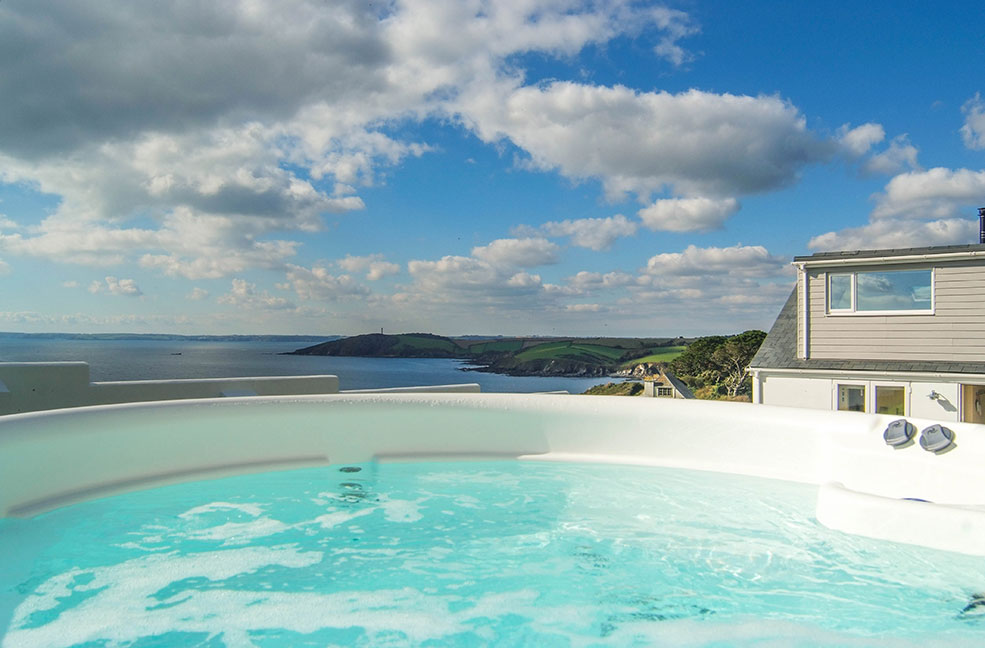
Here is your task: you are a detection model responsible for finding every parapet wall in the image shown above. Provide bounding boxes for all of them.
[0,362,484,416]
[0,362,342,415]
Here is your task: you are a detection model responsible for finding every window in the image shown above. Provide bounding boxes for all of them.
[875,386,905,415]
[656,387,674,397]
[837,384,865,412]
[828,269,933,314]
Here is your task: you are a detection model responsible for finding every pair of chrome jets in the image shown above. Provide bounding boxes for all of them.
[883,419,955,453]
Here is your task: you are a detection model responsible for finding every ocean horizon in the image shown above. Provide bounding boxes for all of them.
[0,334,608,394]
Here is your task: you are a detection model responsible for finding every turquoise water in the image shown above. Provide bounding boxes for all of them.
[2,462,985,647]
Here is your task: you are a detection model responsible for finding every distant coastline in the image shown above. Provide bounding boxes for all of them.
[1,332,339,343]
[288,332,688,378]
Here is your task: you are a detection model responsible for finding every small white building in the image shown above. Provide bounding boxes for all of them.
[749,243,985,424]
[641,366,694,399]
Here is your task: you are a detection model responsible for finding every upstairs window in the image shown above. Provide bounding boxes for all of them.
[827,269,933,314]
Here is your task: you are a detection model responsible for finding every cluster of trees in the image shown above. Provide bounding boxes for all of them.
[669,330,767,400]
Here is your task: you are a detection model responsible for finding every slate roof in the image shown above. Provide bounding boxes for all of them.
[793,243,985,263]
[748,287,985,375]
[662,369,695,399]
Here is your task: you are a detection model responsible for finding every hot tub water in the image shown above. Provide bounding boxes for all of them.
[2,461,984,647]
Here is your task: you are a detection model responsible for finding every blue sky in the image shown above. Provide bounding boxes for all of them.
[1,0,984,336]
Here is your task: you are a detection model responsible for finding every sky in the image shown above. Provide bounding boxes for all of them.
[1,0,985,337]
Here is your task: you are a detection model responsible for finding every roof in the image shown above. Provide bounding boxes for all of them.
[748,287,985,375]
[793,243,985,264]
[661,369,695,399]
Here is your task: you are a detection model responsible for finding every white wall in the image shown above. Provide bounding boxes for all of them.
[760,374,832,410]
[758,370,981,423]
[0,362,343,415]
[0,362,484,416]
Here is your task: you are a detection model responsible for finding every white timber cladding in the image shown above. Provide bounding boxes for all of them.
[807,259,985,362]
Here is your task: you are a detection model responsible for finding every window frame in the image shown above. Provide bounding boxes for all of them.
[826,268,935,316]
[835,382,867,413]
[873,382,909,416]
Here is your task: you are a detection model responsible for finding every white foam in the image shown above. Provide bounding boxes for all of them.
[178,501,265,520]
[311,507,375,529]
[380,498,423,523]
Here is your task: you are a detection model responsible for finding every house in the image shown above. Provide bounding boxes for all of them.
[642,366,694,399]
[749,235,985,424]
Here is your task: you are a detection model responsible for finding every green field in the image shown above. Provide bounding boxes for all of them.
[394,334,461,354]
[515,341,628,363]
[619,346,687,366]
[467,339,525,354]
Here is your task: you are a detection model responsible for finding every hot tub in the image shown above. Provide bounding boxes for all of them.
[1,395,984,645]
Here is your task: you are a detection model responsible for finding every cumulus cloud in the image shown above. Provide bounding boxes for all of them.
[217,278,294,310]
[471,238,559,267]
[336,254,401,280]
[961,93,985,150]
[808,218,978,252]
[861,135,919,176]
[459,82,830,202]
[643,244,789,278]
[637,196,739,232]
[186,287,209,301]
[407,255,547,298]
[283,264,370,301]
[650,7,700,66]
[0,0,698,281]
[520,215,638,250]
[808,166,985,251]
[838,122,885,157]
[871,167,985,220]
[88,276,143,297]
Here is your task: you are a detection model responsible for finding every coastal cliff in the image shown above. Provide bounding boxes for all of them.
[289,332,687,378]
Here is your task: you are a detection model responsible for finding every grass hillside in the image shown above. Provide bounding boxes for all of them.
[582,382,644,396]
[514,341,627,363]
[290,333,691,376]
[619,346,686,366]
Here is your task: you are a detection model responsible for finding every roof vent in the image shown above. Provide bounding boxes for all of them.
[919,424,955,453]
[883,419,916,448]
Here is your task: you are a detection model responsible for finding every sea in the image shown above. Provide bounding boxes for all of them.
[0,335,609,394]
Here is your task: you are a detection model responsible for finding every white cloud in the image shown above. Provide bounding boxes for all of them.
[644,244,788,278]
[186,287,209,301]
[471,238,559,267]
[809,166,985,251]
[564,270,637,294]
[459,82,829,202]
[861,135,919,176]
[961,93,985,150]
[336,254,400,280]
[62,281,78,288]
[528,214,638,250]
[808,218,978,252]
[870,167,985,220]
[0,0,694,281]
[566,303,604,312]
[838,122,885,157]
[284,264,370,301]
[637,196,739,232]
[0,258,9,275]
[217,278,294,310]
[650,7,699,66]
[88,276,143,297]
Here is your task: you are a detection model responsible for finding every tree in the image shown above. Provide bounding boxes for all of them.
[711,330,767,398]
[670,330,767,399]
[669,335,726,378]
